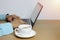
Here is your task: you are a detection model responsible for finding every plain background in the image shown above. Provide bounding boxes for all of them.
[0,0,60,20]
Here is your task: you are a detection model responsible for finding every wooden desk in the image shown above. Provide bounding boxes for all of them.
[0,20,60,40]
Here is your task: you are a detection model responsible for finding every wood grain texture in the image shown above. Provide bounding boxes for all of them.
[0,20,60,40]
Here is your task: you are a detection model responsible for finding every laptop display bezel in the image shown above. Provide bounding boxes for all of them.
[30,3,43,27]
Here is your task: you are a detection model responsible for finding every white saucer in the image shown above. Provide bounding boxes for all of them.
[15,29,36,38]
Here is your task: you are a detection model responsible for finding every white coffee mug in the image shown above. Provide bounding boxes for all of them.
[15,24,32,35]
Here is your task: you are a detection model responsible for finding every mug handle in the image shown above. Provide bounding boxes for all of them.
[15,28,20,33]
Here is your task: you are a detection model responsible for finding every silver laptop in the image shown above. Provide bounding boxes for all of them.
[23,2,43,27]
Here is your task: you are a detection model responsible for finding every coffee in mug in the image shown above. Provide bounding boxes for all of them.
[16,24,32,35]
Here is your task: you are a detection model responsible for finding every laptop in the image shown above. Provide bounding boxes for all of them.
[22,2,43,27]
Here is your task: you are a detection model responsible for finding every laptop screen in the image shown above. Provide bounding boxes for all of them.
[30,3,43,26]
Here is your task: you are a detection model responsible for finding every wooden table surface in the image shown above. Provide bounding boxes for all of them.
[0,20,60,40]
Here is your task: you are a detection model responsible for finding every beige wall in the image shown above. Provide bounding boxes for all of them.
[38,0,60,20]
[0,0,37,19]
[0,0,60,19]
